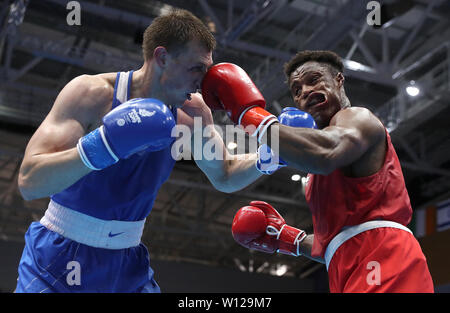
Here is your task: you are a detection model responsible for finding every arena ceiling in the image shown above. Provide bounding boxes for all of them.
[0,0,449,282]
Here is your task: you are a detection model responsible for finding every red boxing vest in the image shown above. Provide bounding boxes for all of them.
[304,130,412,258]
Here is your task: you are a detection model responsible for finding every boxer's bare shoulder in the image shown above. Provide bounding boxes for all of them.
[333,106,386,177]
[47,73,117,131]
[25,73,116,156]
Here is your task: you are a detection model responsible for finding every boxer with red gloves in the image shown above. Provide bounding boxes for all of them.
[217,51,433,293]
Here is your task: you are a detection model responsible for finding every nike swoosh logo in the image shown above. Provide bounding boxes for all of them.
[108,231,124,237]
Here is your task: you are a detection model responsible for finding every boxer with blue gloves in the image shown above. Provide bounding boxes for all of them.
[16,10,267,293]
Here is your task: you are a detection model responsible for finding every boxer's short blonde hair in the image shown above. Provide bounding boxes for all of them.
[142,9,216,60]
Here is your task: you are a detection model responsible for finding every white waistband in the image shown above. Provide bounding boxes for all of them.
[324,220,412,271]
[40,200,146,250]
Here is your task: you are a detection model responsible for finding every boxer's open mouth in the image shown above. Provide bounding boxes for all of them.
[306,92,327,109]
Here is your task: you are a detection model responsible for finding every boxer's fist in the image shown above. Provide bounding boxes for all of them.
[255,107,317,174]
[201,63,277,141]
[255,143,287,175]
[78,98,175,170]
[201,63,265,120]
[278,107,317,129]
[231,204,278,254]
[232,201,306,256]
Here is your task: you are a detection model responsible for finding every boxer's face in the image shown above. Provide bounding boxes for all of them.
[289,61,345,129]
[161,41,213,106]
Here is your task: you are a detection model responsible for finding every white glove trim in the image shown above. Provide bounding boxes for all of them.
[99,125,119,162]
[77,139,100,170]
[238,105,258,126]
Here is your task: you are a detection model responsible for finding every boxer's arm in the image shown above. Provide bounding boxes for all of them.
[178,93,263,193]
[298,234,325,264]
[191,125,263,193]
[18,75,112,200]
[271,107,385,175]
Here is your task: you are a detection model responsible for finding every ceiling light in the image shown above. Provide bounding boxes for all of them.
[275,264,288,276]
[343,59,376,73]
[300,176,309,195]
[291,174,301,181]
[406,81,420,97]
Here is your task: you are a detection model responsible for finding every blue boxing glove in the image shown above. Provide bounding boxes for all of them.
[278,107,317,129]
[256,107,317,175]
[256,144,286,175]
[77,98,176,170]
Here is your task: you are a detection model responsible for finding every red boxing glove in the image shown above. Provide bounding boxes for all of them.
[201,63,278,142]
[231,201,307,256]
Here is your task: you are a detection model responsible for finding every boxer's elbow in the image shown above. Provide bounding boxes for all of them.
[214,159,254,193]
[213,184,233,193]
[289,150,336,176]
[218,184,242,194]
[313,158,336,176]
[19,190,38,202]
[18,166,44,201]
[19,183,48,201]
[307,137,353,175]
[211,172,246,194]
[210,177,241,193]
[312,155,342,176]
[18,174,38,201]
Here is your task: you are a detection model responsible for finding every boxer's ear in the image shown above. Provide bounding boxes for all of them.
[154,46,168,68]
[336,72,345,88]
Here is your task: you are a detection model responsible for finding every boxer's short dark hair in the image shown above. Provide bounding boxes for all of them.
[284,50,344,84]
[142,9,216,60]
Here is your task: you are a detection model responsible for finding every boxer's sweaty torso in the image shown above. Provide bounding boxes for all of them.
[305,130,412,258]
[16,71,177,293]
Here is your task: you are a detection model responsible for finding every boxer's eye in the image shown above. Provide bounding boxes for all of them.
[293,86,301,97]
[306,74,320,85]
[188,65,205,73]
